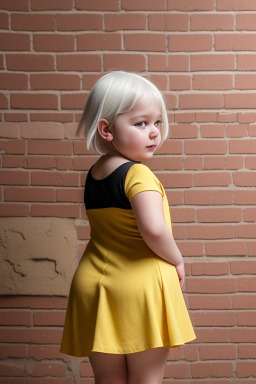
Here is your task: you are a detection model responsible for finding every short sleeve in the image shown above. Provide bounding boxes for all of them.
[125,164,164,202]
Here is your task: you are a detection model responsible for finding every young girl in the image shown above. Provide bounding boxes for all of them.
[61,71,196,384]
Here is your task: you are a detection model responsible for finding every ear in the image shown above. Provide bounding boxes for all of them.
[98,119,113,142]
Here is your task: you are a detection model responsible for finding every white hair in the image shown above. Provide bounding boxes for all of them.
[77,71,169,154]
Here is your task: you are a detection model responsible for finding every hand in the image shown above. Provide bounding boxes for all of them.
[175,262,185,289]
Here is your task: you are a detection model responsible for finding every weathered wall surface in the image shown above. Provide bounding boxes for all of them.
[1,0,256,382]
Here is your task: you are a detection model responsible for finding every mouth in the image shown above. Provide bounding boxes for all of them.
[147,144,157,150]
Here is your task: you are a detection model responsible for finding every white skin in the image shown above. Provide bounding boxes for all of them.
[89,98,185,384]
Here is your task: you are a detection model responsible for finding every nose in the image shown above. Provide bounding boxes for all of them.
[149,124,160,139]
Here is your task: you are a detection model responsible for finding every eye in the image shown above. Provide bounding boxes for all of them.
[154,120,162,128]
[135,121,146,128]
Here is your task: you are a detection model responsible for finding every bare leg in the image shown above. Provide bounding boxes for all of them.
[89,352,128,384]
[126,347,169,384]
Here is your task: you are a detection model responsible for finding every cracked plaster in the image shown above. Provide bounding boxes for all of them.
[0,218,78,296]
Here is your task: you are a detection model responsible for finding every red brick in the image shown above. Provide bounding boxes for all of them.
[31,0,73,10]
[56,188,83,203]
[169,75,191,90]
[33,34,75,52]
[192,362,233,378]
[191,53,235,71]
[0,310,32,326]
[199,344,237,360]
[168,0,214,11]
[0,33,30,51]
[11,93,58,110]
[0,93,9,108]
[230,328,256,343]
[195,311,235,326]
[244,207,256,221]
[234,190,256,205]
[31,362,66,377]
[31,74,80,90]
[0,203,29,217]
[0,296,67,309]
[122,0,166,10]
[188,224,233,239]
[169,34,213,52]
[26,156,56,169]
[196,112,218,122]
[231,260,256,275]
[197,207,242,223]
[77,33,121,51]
[249,124,256,136]
[0,344,27,359]
[226,124,248,137]
[204,156,225,169]
[218,112,237,123]
[193,74,232,90]
[164,363,190,379]
[180,93,223,109]
[239,344,256,359]
[31,171,79,186]
[61,93,86,110]
[21,122,65,139]
[0,139,26,154]
[192,261,229,276]
[28,140,72,155]
[156,140,183,155]
[0,362,27,377]
[185,190,232,205]
[169,207,195,223]
[185,140,227,154]
[236,74,256,90]
[190,295,231,310]
[5,113,27,122]
[11,13,56,31]
[148,54,168,72]
[216,33,256,51]
[0,12,9,29]
[124,33,166,52]
[0,0,29,10]
[170,125,197,139]
[5,187,55,202]
[217,0,256,11]
[236,361,256,378]
[148,14,188,31]
[238,277,256,293]
[206,241,247,256]
[76,0,119,11]
[58,53,101,72]
[31,204,79,218]
[184,156,203,170]
[237,54,256,70]
[106,13,146,31]
[156,173,193,188]
[233,295,256,309]
[56,157,73,170]
[104,53,146,72]
[195,328,229,343]
[230,139,256,154]
[58,13,102,31]
[177,241,204,257]
[30,113,73,122]
[0,73,28,90]
[200,124,225,138]
[0,170,29,185]
[29,345,69,361]
[186,277,236,293]
[168,54,189,72]
[191,13,234,31]
[234,171,256,187]
[194,172,232,187]
[6,54,54,71]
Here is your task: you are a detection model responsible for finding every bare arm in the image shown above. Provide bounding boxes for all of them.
[131,190,185,287]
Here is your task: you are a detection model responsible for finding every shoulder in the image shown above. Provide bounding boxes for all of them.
[125,163,164,201]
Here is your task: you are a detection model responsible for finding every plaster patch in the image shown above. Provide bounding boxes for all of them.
[0,218,78,296]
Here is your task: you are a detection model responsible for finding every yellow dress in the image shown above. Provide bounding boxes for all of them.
[60,162,195,357]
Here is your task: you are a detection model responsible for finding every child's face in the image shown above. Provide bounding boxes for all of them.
[109,99,162,162]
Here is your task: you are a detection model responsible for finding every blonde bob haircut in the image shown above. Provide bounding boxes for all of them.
[77,71,169,154]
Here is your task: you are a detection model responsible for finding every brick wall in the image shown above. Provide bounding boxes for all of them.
[1,0,256,382]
